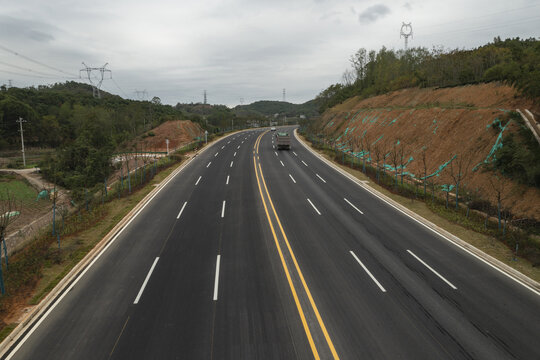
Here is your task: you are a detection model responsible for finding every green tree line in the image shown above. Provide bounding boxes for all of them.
[317,37,540,112]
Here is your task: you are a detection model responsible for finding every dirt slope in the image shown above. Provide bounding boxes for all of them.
[314,83,540,221]
[130,120,204,152]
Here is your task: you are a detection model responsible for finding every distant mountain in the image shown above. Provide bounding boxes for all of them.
[234,100,319,118]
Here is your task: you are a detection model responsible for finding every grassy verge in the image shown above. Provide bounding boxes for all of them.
[298,133,540,283]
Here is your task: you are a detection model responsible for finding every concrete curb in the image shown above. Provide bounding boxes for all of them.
[0,131,234,358]
[294,129,540,296]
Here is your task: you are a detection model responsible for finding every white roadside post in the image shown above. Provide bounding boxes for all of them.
[205,130,208,144]
[166,139,170,157]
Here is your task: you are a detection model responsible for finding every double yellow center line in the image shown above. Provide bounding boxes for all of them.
[253,132,339,360]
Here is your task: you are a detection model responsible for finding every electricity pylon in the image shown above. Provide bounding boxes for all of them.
[79,62,112,98]
[400,22,413,50]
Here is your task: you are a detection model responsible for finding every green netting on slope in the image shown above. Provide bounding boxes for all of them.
[472,118,512,172]
[372,134,384,145]
[324,121,335,129]
[419,154,457,180]
[441,184,455,192]
[349,109,365,125]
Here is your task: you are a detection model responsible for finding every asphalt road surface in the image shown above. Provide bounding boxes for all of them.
[4,127,540,359]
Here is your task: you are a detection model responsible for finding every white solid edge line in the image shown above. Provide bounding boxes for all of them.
[302,160,308,167]
[4,148,206,359]
[407,250,458,290]
[226,175,230,185]
[350,251,387,292]
[316,174,326,183]
[207,161,211,168]
[344,198,364,215]
[293,129,540,297]
[177,201,188,219]
[230,161,234,168]
[134,257,160,304]
[195,176,202,185]
[289,174,296,184]
[280,160,285,167]
[307,198,321,215]
[213,255,221,301]
[221,200,226,218]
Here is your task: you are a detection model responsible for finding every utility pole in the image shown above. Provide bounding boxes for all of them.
[282,88,286,102]
[203,90,207,105]
[16,117,27,168]
[79,62,112,98]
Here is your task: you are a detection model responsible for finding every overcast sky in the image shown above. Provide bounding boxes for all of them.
[1,0,538,106]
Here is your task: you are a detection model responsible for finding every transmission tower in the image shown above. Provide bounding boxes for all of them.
[134,89,148,101]
[79,62,112,98]
[239,97,244,105]
[282,88,286,102]
[203,90,207,104]
[400,22,413,50]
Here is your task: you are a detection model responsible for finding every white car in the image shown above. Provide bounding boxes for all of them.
[271,127,276,131]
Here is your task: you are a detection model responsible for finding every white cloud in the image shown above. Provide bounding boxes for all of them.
[0,0,538,106]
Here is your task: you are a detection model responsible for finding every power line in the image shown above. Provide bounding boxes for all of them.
[0,43,78,77]
[421,15,540,38]
[111,77,128,98]
[0,69,73,80]
[417,3,540,30]
[0,59,77,79]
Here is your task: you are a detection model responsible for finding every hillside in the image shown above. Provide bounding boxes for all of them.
[310,82,540,221]
[130,120,204,152]
[234,100,319,118]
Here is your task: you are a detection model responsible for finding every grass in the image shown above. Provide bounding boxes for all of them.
[0,178,37,203]
[299,133,540,283]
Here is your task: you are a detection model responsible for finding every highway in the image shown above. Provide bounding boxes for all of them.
[3,127,540,359]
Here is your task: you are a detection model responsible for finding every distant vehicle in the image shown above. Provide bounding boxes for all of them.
[271,127,276,131]
[275,132,291,150]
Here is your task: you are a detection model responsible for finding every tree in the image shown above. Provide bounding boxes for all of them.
[487,173,513,231]
[449,151,473,210]
[0,191,21,294]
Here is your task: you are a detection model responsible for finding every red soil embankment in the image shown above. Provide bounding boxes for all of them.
[315,83,540,221]
[130,120,204,152]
